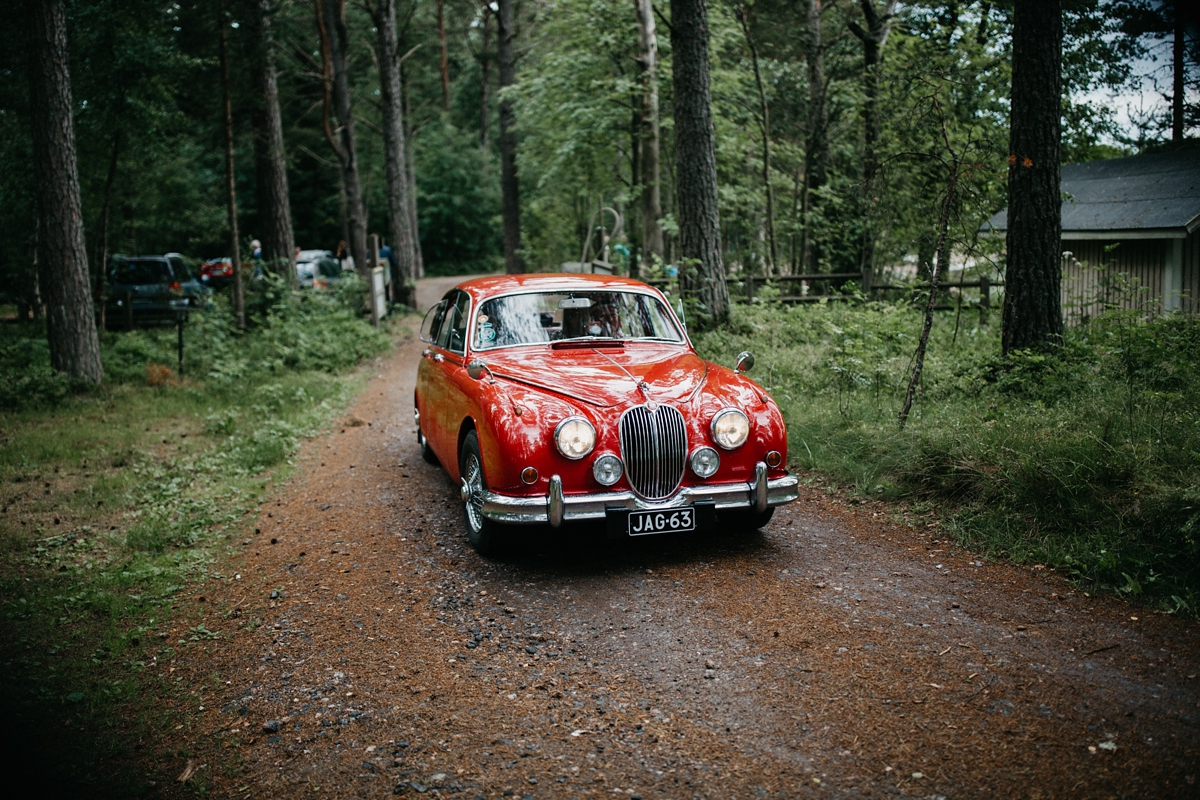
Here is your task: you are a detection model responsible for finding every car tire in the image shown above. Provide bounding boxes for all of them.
[722,507,775,532]
[459,431,504,556]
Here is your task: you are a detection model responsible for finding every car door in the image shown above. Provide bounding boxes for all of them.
[422,291,472,472]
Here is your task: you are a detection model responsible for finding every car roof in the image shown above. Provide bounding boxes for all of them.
[454,273,666,302]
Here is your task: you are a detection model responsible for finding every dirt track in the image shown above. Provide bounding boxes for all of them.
[156,276,1200,799]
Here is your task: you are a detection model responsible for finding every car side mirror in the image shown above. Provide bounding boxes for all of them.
[467,360,495,383]
[735,351,754,373]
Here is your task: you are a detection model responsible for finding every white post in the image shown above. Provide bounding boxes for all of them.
[369,233,381,328]
[1164,237,1183,314]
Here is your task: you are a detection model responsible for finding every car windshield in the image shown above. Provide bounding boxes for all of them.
[110,259,171,285]
[472,290,683,351]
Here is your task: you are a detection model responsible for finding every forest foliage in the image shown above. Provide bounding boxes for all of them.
[0,0,1183,300]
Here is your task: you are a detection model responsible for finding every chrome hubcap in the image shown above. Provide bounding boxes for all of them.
[463,454,484,533]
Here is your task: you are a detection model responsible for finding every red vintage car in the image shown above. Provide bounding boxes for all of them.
[414,274,798,554]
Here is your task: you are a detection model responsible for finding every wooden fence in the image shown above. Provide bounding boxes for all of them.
[643,274,1003,323]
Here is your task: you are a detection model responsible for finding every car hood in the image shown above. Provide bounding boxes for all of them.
[481,345,708,408]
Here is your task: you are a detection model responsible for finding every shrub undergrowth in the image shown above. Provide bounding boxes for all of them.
[694,301,1200,613]
[0,279,394,793]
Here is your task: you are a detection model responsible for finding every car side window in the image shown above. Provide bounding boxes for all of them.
[447,293,470,354]
[435,294,458,350]
[421,299,449,344]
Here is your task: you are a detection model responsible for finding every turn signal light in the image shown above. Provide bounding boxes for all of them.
[520,467,539,485]
[765,450,783,468]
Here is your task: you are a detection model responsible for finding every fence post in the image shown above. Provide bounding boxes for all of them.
[746,275,755,304]
[980,275,990,325]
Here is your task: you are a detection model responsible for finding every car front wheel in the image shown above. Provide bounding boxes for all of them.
[459,431,504,556]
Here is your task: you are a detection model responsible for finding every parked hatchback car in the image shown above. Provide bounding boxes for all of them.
[414,273,799,555]
[296,249,342,290]
[106,254,210,327]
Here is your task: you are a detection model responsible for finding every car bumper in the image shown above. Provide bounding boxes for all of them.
[479,462,799,527]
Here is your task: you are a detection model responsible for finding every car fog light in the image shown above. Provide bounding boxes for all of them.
[765,450,783,468]
[690,446,720,478]
[592,454,623,486]
[521,466,539,484]
[711,408,750,450]
[554,416,596,460]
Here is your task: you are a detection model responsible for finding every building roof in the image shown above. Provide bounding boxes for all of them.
[983,148,1200,240]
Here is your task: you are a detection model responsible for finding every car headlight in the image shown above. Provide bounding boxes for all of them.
[555,416,596,460]
[690,446,720,478]
[711,408,750,450]
[592,454,623,486]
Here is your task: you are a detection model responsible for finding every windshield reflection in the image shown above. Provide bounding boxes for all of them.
[473,291,683,350]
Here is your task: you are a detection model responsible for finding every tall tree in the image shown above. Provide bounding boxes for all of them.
[218,0,245,329]
[244,0,296,284]
[26,0,103,382]
[671,0,729,325]
[737,2,776,274]
[1002,0,1063,354]
[800,0,829,274]
[1172,0,1185,143]
[318,0,368,284]
[371,0,419,307]
[479,3,492,148]
[849,0,897,290]
[498,0,524,273]
[437,0,451,111]
[634,0,663,267]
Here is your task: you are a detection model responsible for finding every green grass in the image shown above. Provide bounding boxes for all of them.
[693,300,1200,614]
[0,282,394,795]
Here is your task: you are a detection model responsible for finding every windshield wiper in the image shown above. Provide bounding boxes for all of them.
[550,336,626,350]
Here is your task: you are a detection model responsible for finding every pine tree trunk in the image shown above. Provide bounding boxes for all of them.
[480,5,491,149]
[635,0,663,266]
[1173,1,1184,143]
[319,0,368,286]
[245,0,296,284]
[403,65,425,278]
[738,7,776,275]
[803,0,829,273]
[670,0,729,326]
[27,0,103,382]
[373,0,418,307]
[498,0,523,273]
[219,2,245,330]
[96,130,121,331]
[437,0,450,111]
[849,0,896,293]
[1002,0,1063,354]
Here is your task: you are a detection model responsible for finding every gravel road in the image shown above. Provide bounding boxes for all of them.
[160,277,1200,799]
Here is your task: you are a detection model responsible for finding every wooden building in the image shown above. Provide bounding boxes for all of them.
[984,148,1200,321]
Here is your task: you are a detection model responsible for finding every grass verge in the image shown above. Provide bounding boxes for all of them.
[0,283,394,796]
[694,301,1200,613]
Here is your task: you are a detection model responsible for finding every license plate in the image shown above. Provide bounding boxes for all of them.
[628,508,695,536]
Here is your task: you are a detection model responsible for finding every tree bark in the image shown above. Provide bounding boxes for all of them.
[219,1,245,330]
[803,0,829,273]
[437,0,450,111]
[480,4,491,148]
[1173,0,1184,143]
[1002,0,1063,354]
[318,0,368,286]
[245,0,296,284]
[498,0,524,273]
[372,0,418,307]
[403,64,425,278]
[96,130,121,330]
[848,0,896,292]
[738,5,776,275]
[670,0,729,326]
[27,0,103,382]
[635,0,663,267]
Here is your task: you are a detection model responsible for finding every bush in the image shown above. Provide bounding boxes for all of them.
[694,302,1200,612]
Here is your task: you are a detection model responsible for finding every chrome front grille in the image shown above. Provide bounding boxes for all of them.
[619,404,687,500]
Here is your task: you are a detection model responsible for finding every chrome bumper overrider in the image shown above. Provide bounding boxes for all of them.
[480,461,800,527]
